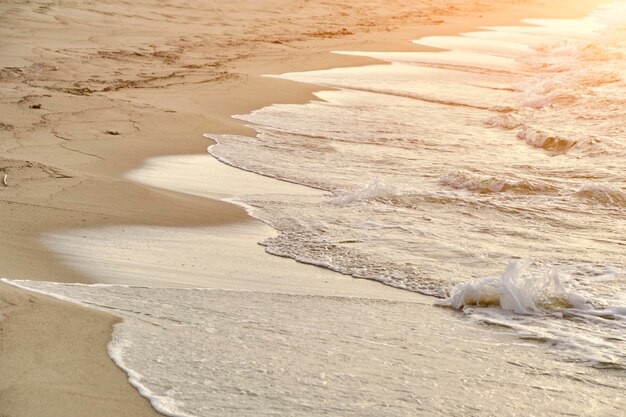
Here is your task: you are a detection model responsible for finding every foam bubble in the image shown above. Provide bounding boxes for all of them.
[437,261,626,367]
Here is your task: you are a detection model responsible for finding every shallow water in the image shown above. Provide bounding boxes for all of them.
[5,279,625,417]
[207,2,626,368]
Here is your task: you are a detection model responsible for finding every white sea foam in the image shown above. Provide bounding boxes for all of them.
[439,260,590,314]
[438,261,626,368]
[331,178,402,205]
[202,2,626,369]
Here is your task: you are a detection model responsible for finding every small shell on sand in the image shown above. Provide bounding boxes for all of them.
[2,174,7,186]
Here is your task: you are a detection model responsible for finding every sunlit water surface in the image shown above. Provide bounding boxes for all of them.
[207,3,626,368]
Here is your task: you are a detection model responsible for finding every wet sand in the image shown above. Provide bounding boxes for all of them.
[0,284,161,417]
[0,0,606,415]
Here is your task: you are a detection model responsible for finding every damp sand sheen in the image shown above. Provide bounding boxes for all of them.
[4,2,626,416]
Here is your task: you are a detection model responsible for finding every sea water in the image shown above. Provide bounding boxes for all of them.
[206,2,626,369]
[5,279,625,416]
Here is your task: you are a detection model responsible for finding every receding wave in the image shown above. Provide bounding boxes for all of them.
[261,231,445,297]
[321,83,508,112]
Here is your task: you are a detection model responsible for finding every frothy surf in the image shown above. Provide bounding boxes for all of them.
[207,1,626,368]
[437,260,625,368]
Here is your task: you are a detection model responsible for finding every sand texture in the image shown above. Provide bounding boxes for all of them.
[0,284,162,417]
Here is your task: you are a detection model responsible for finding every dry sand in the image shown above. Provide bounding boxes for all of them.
[0,0,606,416]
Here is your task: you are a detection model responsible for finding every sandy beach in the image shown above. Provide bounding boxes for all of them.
[0,0,613,416]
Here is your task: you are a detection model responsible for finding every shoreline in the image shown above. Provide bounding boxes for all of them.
[0,0,609,415]
[0,0,605,282]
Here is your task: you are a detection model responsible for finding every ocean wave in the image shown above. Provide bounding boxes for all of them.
[437,260,590,314]
[514,36,624,110]
[516,126,577,152]
[515,70,621,108]
[438,170,556,194]
[575,183,626,208]
[437,261,626,368]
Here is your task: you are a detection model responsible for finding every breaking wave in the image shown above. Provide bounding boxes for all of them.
[439,260,590,314]
[438,260,626,368]
[438,170,557,194]
[516,126,577,152]
[575,183,626,208]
